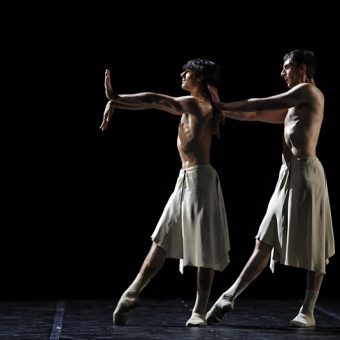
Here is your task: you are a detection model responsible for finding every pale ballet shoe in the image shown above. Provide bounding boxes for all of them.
[186,313,207,327]
[113,294,140,326]
[289,311,316,328]
[206,296,234,325]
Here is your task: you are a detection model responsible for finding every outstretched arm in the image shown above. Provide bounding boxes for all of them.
[104,69,186,113]
[100,69,195,131]
[208,83,314,124]
[208,84,264,121]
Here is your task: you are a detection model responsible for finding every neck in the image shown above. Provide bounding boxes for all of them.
[191,89,209,102]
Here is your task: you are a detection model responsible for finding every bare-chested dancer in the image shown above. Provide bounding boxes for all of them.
[100,58,230,327]
[206,49,335,328]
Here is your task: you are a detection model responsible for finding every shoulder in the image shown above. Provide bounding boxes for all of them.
[293,82,321,93]
[291,83,323,99]
[175,95,198,103]
[294,83,324,109]
[304,83,324,102]
[175,95,205,109]
[178,96,212,117]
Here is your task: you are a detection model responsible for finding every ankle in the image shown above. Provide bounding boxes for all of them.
[122,289,139,300]
[222,292,234,302]
[300,306,313,317]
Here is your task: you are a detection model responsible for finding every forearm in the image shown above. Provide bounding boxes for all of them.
[216,100,257,121]
[111,101,150,110]
[108,92,156,110]
[222,107,286,124]
[219,99,261,112]
[223,110,257,121]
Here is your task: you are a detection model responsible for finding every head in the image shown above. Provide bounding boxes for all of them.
[181,58,221,90]
[182,58,224,137]
[281,50,316,87]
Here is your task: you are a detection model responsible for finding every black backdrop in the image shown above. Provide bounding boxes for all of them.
[3,4,338,301]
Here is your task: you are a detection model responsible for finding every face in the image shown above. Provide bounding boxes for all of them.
[181,70,197,91]
[280,58,304,88]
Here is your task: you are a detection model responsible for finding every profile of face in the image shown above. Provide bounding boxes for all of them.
[181,70,199,91]
[280,58,304,88]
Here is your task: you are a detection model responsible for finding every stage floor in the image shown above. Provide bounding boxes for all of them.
[0,298,339,339]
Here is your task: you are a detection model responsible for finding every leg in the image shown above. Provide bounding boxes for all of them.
[206,240,271,325]
[289,270,324,328]
[113,242,166,325]
[186,267,215,327]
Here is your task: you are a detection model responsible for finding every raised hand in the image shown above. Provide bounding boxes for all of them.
[100,69,116,131]
[100,100,115,131]
[105,69,115,100]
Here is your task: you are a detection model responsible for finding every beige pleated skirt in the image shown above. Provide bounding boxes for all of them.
[151,164,230,273]
[256,157,335,274]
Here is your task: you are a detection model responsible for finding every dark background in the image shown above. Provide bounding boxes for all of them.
[3,4,338,301]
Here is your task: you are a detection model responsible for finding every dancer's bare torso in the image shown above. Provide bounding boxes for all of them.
[282,86,324,162]
[177,109,213,169]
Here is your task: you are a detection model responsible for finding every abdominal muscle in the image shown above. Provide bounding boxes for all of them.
[177,115,211,169]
